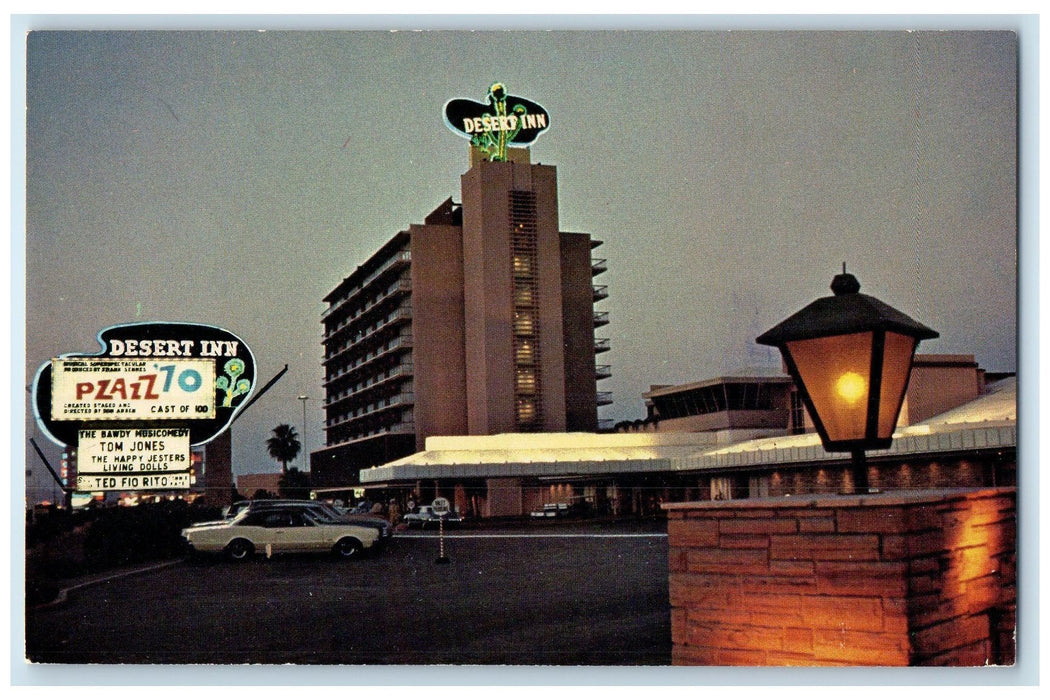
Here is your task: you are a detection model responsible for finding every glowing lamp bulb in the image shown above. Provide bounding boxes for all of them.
[835,371,867,404]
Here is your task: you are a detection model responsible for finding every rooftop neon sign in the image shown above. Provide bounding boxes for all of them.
[443,83,550,162]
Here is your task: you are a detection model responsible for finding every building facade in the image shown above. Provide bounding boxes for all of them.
[235,471,282,498]
[638,370,795,438]
[627,354,996,438]
[311,149,609,487]
[358,357,1015,518]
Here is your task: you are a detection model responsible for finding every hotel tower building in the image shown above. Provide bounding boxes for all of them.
[311,147,610,486]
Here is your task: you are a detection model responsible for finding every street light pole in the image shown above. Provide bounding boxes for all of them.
[297,395,309,470]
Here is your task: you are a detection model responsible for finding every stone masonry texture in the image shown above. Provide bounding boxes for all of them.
[664,487,1016,666]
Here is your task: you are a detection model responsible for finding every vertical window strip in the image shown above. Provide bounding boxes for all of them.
[510,190,542,429]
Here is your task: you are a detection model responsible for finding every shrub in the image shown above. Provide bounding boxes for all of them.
[82,501,222,571]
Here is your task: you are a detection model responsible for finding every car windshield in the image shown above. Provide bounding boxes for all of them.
[228,509,256,524]
[302,511,334,526]
[225,502,251,518]
[311,503,345,519]
[304,508,341,523]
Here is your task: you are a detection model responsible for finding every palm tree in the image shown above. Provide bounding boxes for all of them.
[266,424,301,475]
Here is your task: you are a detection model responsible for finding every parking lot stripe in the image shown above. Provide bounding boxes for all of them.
[397,532,667,539]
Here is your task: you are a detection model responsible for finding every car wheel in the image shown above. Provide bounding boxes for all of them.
[225,538,254,561]
[334,537,363,559]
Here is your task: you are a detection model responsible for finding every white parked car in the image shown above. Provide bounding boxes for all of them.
[530,503,569,518]
[182,505,380,560]
[221,499,394,543]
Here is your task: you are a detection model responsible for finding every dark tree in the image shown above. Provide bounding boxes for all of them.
[278,468,310,500]
[266,424,301,475]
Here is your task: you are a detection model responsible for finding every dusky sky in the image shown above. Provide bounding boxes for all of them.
[19,21,1022,497]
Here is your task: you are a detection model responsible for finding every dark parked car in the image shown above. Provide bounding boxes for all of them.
[530,503,569,518]
[402,505,464,529]
[529,500,593,519]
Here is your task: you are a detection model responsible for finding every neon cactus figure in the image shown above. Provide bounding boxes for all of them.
[471,83,521,162]
[443,83,550,161]
[215,358,252,407]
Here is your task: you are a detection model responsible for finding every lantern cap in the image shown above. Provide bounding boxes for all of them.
[830,271,861,295]
[756,273,939,346]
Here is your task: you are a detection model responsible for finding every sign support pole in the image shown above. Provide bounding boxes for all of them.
[432,496,451,564]
[229,364,288,425]
[29,438,72,508]
[436,516,449,564]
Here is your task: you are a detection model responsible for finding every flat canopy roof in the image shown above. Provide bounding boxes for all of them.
[360,432,718,483]
[359,379,1016,485]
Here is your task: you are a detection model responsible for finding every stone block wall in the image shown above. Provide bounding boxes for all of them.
[664,487,1016,666]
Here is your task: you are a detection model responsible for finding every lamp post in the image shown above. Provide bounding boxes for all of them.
[756,267,938,492]
[297,395,309,470]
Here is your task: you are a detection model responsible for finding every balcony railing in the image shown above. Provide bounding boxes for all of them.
[591,258,608,276]
[595,338,611,354]
[596,391,614,406]
[336,337,412,377]
[592,285,609,302]
[323,421,417,449]
[323,279,411,340]
[324,309,413,361]
[324,365,414,408]
[596,364,612,380]
[593,311,610,328]
[323,250,411,319]
[325,332,414,380]
[325,392,416,429]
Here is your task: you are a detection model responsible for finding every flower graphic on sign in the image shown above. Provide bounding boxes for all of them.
[215,358,251,407]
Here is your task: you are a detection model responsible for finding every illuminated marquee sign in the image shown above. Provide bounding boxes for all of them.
[52,358,216,421]
[443,83,550,162]
[77,428,191,475]
[33,322,256,449]
[77,472,191,492]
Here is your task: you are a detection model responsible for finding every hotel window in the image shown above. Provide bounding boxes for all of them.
[748,475,771,499]
[516,398,538,424]
[711,477,734,501]
[514,282,536,307]
[512,255,533,278]
[510,189,542,430]
[516,369,537,394]
[790,390,806,434]
[515,339,535,364]
[513,312,536,336]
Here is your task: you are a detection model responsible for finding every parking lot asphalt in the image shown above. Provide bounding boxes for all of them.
[25,519,672,666]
